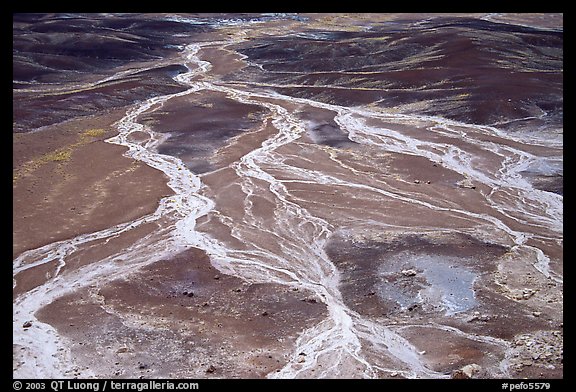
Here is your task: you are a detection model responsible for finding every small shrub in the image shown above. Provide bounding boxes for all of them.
[43,149,72,162]
[82,128,107,138]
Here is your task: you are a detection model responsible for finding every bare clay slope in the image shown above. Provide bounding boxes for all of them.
[14,14,562,379]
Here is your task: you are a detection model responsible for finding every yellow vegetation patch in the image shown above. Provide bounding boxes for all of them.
[13,128,109,184]
[82,128,107,138]
[43,148,73,162]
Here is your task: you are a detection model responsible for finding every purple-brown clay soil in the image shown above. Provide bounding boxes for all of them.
[13,13,562,379]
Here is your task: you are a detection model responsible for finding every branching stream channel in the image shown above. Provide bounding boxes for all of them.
[13,21,563,379]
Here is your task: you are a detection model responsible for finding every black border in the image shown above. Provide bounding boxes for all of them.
[9,7,568,388]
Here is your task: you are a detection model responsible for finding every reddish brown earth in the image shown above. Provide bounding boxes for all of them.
[36,248,326,378]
